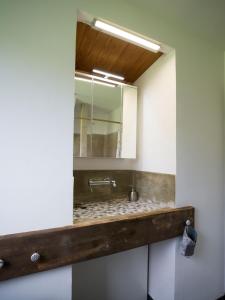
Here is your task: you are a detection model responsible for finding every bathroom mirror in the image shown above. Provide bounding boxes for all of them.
[74,78,137,158]
[74,78,124,158]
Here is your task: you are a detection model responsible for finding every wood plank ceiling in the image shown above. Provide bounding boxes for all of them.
[75,22,163,84]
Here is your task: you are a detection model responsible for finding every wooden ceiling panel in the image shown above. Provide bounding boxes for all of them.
[76,22,162,83]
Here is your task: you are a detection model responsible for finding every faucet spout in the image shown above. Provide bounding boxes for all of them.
[88,178,117,190]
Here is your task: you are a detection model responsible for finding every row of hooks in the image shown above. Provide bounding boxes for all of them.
[0,220,192,270]
[0,252,40,269]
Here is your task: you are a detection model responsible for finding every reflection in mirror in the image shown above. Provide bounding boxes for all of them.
[74,78,123,158]
[74,79,92,157]
[92,83,122,157]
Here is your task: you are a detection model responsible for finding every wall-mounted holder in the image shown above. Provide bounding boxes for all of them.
[180,218,197,257]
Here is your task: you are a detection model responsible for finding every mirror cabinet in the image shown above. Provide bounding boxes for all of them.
[74,79,137,159]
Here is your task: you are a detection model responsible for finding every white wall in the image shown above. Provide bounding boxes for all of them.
[0,1,74,299]
[223,52,225,290]
[134,52,176,174]
[175,41,224,300]
[1,1,225,300]
[134,51,176,300]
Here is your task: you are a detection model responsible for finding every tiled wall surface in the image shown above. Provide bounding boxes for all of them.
[74,170,175,204]
[135,171,175,203]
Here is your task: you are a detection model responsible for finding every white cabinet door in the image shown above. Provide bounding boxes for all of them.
[72,246,148,300]
[121,85,137,159]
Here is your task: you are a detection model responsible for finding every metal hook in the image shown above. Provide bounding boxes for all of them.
[31,252,40,263]
[0,259,4,269]
[186,220,191,226]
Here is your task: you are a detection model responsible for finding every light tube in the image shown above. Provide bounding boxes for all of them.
[93,69,124,81]
[75,71,124,85]
[74,76,115,87]
[94,20,160,52]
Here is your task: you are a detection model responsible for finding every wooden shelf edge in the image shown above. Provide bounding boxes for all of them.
[0,206,194,281]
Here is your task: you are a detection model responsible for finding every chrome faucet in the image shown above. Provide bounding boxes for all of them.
[88,178,117,192]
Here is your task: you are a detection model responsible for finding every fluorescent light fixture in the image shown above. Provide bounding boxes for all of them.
[75,71,124,85]
[94,20,160,52]
[75,76,115,87]
[93,69,124,81]
[91,74,123,85]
